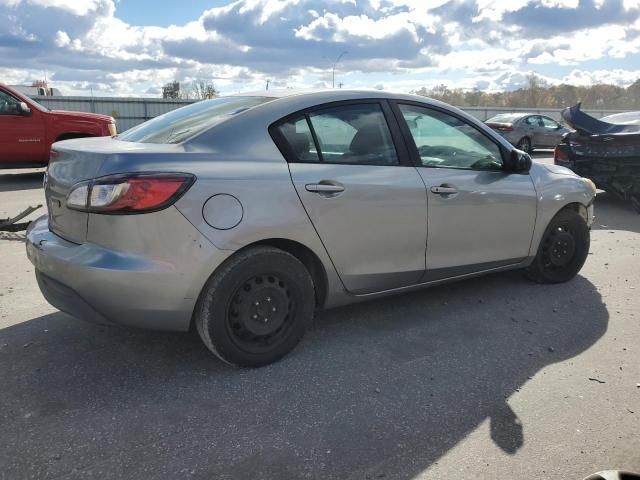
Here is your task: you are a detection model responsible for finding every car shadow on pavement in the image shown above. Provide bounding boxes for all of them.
[0,171,44,192]
[591,192,640,234]
[0,271,607,479]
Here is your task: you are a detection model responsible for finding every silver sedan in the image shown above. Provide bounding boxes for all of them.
[485,113,572,153]
[26,90,596,367]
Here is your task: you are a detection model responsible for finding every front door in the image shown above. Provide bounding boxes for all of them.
[0,89,45,164]
[273,102,428,294]
[394,103,538,277]
[539,116,563,147]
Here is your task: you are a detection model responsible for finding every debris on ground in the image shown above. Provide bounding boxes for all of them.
[588,377,606,384]
[0,205,42,232]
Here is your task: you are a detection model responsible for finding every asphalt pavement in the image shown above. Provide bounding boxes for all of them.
[0,154,638,480]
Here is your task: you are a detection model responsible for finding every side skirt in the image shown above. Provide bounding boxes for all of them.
[323,257,534,308]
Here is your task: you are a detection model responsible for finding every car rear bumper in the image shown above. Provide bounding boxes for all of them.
[25,213,229,331]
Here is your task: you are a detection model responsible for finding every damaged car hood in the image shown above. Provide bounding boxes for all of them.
[561,103,640,136]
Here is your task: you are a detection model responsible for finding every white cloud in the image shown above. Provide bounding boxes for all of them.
[0,0,639,96]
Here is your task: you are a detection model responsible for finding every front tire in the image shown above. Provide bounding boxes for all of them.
[525,209,590,283]
[194,246,315,368]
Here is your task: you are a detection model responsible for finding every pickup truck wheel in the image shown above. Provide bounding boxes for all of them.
[194,246,315,368]
[524,209,590,283]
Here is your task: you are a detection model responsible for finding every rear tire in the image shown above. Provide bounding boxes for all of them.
[517,137,533,154]
[194,246,315,368]
[524,209,590,283]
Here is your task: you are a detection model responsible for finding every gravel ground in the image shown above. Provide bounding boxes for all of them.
[0,155,638,480]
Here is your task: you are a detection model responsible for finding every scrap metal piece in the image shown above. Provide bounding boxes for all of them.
[0,204,42,232]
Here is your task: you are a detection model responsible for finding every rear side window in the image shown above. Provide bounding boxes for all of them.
[118,96,272,144]
[276,116,320,163]
[275,103,398,166]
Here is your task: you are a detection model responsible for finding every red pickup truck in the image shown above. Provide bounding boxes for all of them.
[0,83,116,168]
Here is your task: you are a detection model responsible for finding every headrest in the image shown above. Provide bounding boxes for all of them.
[350,124,386,155]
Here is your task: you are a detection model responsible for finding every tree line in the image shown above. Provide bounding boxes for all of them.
[413,74,640,111]
[162,80,219,100]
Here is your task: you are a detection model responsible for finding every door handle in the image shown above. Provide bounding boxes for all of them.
[305,183,345,194]
[430,185,458,195]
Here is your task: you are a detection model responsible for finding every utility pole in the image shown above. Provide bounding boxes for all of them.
[266,79,270,91]
[332,51,348,88]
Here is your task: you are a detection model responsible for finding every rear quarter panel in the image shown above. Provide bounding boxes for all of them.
[172,158,347,307]
[90,142,347,307]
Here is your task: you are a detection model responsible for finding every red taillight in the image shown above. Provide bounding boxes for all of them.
[497,125,513,132]
[554,145,570,163]
[67,173,194,214]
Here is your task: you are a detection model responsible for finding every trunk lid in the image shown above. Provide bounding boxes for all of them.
[45,137,185,243]
[486,122,513,132]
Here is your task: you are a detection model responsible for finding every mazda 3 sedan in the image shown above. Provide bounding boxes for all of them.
[485,113,571,153]
[26,90,596,367]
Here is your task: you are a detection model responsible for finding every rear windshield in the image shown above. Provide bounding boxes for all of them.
[486,113,524,123]
[117,96,272,144]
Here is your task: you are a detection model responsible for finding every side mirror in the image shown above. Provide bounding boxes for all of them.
[18,102,31,115]
[508,149,532,173]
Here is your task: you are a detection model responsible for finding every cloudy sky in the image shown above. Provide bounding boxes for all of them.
[1,0,640,96]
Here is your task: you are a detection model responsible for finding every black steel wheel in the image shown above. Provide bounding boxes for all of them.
[525,209,590,283]
[226,273,295,354]
[195,246,315,367]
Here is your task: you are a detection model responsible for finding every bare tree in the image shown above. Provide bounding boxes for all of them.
[162,81,180,99]
[187,80,219,100]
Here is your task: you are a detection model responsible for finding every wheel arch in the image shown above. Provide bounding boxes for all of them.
[55,132,95,142]
[556,202,589,224]
[247,238,329,309]
[530,201,590,257]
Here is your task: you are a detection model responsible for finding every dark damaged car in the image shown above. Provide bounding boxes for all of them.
[555,104,640,213]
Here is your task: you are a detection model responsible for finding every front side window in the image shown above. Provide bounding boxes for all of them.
[118,96,272,144]
[0,90,21,115]
[398,104,503,171]
[275,103,399,166]
[541,116,560,129]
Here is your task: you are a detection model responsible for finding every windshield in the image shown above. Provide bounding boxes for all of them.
[486,113,524,123]
[601,111,640,125]
[117,96,272,144]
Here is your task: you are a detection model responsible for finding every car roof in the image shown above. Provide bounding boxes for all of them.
[225,88,467,119]
[186,88,515,153]
[230,88,430,102]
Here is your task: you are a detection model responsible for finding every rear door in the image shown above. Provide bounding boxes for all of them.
[0,88,45,164]
[523,115,544,147]
[392,102,537,276]
[272,101,428,294]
